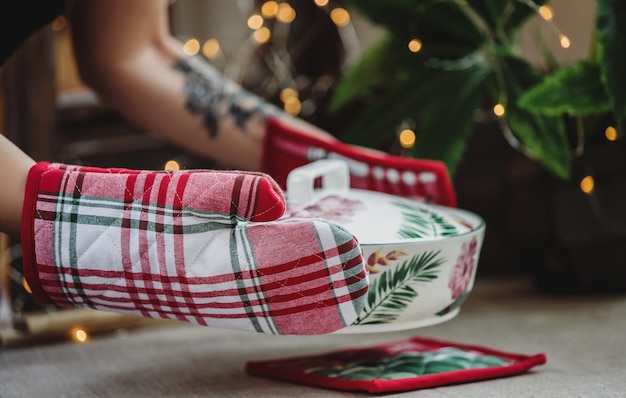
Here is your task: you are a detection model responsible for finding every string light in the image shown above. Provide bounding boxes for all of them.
[193,0,359,145]
[71,328,89,343]
[276,3,296,23]
[330,8,350,27]
[580,175,595,195]
[528,4,572,52]
[247,14,264,30]
[22,278,32,294]
[261,1,279,18]
[493,103,506,117]
[253,27,271,43]
[202,38,221,59]
[408,38,422,53]
[538,5,554,21]
[279,87,298,102]
[399,129,416,149]
[283,97,302,115]
[605,126,618,141]
[183,38,200,55]
[520,4,626,234]
[164,160,180,171]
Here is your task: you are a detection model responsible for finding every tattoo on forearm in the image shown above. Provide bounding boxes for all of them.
[174,56,280,139]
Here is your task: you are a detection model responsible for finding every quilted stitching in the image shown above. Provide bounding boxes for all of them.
[24,162,368,335]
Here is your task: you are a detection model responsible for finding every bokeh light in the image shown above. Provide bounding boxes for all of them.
[22,278,32,294]
[284,97,302,115]
[72,328,89,343]
[164,160,180,171]
[183,38,200,55]
[253,27,272,43]
[280,88,298,102]
[330,8,350,27]
[202,39,221,58]
[399,129,416,149]
[605,126,618,141]
[408,39,422,53]
[538,5,554,21]
[261,1,278,18]
[247,14,264,30]
[493,103,506,117]
[580,175,595,195]
[277,3,296,23]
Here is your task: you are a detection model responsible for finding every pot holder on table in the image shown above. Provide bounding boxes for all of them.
[245,335,547,394]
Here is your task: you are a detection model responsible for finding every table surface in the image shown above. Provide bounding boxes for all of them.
[2,277,625,398]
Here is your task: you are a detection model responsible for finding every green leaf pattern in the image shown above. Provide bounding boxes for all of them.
[393,200,460,239]
[597,0,626,131]
[308,347,510,381]
[354,250,445,325]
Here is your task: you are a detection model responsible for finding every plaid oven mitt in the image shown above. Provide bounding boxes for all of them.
[21,162,369,335]
[246,335,547,393]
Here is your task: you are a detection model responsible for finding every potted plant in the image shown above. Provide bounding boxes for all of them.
[328,0,626,293]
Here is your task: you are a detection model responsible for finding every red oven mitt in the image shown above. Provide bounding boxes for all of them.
[245,335,546,393]
[21,162,369,335]
[262,118,457,206]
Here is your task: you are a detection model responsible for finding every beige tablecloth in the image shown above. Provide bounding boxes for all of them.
[2,277,625,398]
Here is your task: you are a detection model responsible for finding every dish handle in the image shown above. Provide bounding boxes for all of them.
[286,159,350,206]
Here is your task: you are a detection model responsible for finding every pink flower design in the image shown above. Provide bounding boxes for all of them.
[448,237,478,300]
[287,195,365,224]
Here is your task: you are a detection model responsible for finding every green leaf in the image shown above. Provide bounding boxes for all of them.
[340,0,486,47]
[355,251,445,325]
[410,62,491,175]
[518,60,612,116]
[509,0,550,30]
[596,0,626,130]
[330,35,482,113]
[461,0,550,40]
[329,35,414,111]
[437,291,470,316]
[502,56,571,179]
[464,0,508,31]
[307,349,510,381]
[340,58,489,173]
[339,62,432,148]
[335,368,381,380]
[393,200,460,239]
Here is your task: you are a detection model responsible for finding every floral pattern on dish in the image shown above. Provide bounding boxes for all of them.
[448,237,478,300]
[286,195,365,224]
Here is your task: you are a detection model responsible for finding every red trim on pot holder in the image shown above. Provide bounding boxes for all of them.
[245,335,547,394]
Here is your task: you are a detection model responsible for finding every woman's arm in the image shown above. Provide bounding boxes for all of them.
[66,1,456,205]
[0,135,36,237]
[68,0,329,171]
